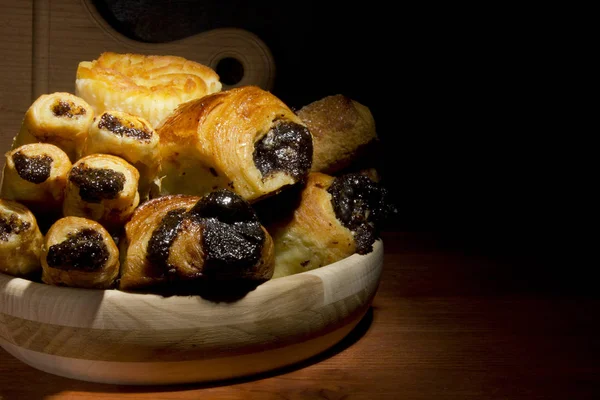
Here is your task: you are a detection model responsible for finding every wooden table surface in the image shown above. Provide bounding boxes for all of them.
[0,231,598,399]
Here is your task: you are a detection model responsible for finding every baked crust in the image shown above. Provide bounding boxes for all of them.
[76,52,222,128]
[156,85,312,202]
[119,194,275,293]
[0,199,44,278]
[266,172,356,278]
[82,110,160,200]
[41,216,120,289]
[1,143,72,212]
[62,154,140,231]
[297,94,377,174]
[12,92,94,162]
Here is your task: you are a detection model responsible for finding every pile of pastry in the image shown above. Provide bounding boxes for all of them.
[0,52,392,296]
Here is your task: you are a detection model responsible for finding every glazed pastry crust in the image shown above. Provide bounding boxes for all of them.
[63,154,140,231]
[81,110,160,200]
[156,85,311,202]
[12,92,94,162]
[76,52,222,128]
[267,172,356,278]
[119,195,200,291]
[1,143,72,212]
[41,216,120,289]
[0,199,44,278]
[296,94,377,174]
[119,194,275,292]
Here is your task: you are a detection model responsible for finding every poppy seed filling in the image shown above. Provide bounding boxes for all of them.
[69,163,126,203]
[98,113,153,141]
[51,100,86,118]
[46,228,109,271]
[12,151,52,184]
[253,120,313,181]
[0,214,30,241]
[327,173,390,254]
[147,190,265,280]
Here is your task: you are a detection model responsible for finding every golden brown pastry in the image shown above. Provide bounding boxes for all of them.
[0,199,44,278]
[1,143,72,214]
[119,190,274,295]
[41,216,119,289]
[81,110,160,200]
[76,52,222,128]
[262,172,390,278]
[296,94,377,174]
[12,92,94,162]
[156,85,313,202]
[63,154,140,232]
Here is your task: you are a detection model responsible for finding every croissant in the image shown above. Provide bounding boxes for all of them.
[41,216,120,289]
[81,110,160,200]
[119,190,275,295]
[12,92,94,162]
[296,94,377,174]
[156,85,313,202]
[62,154,140,231]
[1,143,72,216]
[0,199,44,278]
[261,172,391,278]
[76,52,222,128]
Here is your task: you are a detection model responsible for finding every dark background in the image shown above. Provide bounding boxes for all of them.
[91,1,576,274]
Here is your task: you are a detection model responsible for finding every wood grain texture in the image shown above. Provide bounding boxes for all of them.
[1,232,598,399]
[0,241,383,384]
[0,1,33,152]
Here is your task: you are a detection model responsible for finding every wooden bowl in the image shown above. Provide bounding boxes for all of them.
[0,240,383,385]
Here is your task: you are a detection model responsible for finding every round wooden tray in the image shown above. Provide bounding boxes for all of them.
[0,240,383,385]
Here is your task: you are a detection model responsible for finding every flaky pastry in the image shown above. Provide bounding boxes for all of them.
[76,52,222,128]
[156,85,313,202]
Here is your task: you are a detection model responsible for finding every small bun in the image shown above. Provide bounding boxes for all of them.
[12,92,94,162]
[63,154,140,231]
[82,110,160,200]
[41,216,120,289]
[0,199,44,278]
[1,143,72,213]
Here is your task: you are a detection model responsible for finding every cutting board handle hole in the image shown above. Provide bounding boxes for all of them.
[216,57,244,86]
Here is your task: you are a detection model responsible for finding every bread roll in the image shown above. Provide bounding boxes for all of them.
[81,110,160,200]
[76,52,222,128]
[156,85,313,202]
[1,143,72,214]
[0,199,44,278]
[12,92,94,162]
[119,190,274,295]
[41,216,119,289]
[63,154,140,231]
[263,172,390,278]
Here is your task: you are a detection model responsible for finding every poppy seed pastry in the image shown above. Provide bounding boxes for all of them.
[62,154,140,232]
[1,143,72,213]
[156,85,313,202]
[12,92,94,162]
[0,199,44,279]
[118,190,275,294]
[81,110,160,200]
[41,216,120,289]
[264,172,391,278]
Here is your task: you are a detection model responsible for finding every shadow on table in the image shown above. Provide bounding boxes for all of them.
[1,307,374,398]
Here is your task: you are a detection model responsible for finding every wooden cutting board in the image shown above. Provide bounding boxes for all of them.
[0,0,275,152]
